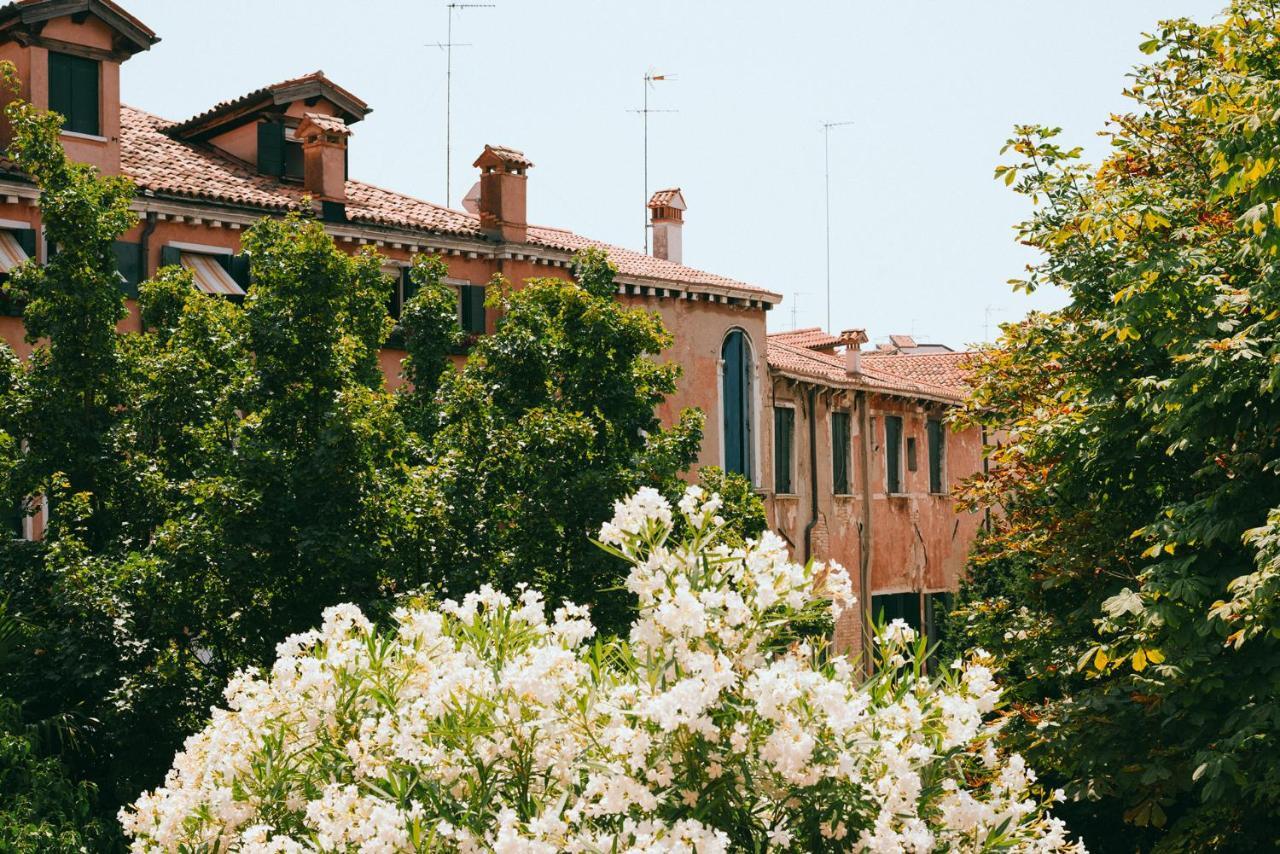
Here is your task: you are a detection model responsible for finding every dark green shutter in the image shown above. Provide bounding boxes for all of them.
[885,416,903,494]
[832,411,850,494]
[927,419,944,493]
[160,245,181,269]
[48,52,71,127]
[49,52,99,135]
[257,120,285,177]
[773,407,794,494]
[722,331,751,478]
[70,55,99,135]
[401,267,419,306]
[387,272,403,321]
[461,284,486,334]
[113,240,142,298]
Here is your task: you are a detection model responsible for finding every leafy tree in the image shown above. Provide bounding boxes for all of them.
[953,2,1280,848]
[0,600,112,853]
[401,249,704,635]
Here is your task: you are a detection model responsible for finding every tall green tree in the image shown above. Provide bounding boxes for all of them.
[401,249,704,634]
[953,2,1280,849]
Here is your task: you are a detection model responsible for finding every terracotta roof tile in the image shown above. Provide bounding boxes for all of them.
[474,144,533,170]
[167,71,370,138]
[769,327,843,350]
[860,351,973,395]
[767,339,968,402]
[299,112,351,137]
[648,188,683,208]
[116,106,777,300]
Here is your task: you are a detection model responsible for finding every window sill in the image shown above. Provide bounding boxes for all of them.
[60,130,108,142]
[773,492,799,499]
[833,493,857,499]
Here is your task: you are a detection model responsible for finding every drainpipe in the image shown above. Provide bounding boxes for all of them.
[802,385,819,562]
[855,389,875,674]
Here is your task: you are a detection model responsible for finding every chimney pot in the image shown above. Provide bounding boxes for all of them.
[648,188,686,264]
[473,145,532,243]
[297,112,350,203]
[845,345,863,377]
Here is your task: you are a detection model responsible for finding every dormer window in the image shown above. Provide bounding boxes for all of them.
[48,51,100,136]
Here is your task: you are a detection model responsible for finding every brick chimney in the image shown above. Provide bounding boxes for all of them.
[297,112,350,203]
[648,188,686,264]
[473,144,532,243]
[843,329,869,377]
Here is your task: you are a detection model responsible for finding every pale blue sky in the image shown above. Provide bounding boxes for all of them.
[119,0,1225,346]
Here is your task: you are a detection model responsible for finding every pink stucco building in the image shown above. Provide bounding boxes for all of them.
[0,0,986,659]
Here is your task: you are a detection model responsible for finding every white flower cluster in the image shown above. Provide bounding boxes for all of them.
[122,486,1084,853]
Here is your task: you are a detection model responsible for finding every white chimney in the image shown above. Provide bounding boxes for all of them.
[647,188,686,264]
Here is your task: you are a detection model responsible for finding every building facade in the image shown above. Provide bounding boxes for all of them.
[0,0,985,659]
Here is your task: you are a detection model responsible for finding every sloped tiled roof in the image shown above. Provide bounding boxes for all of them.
[475,145,533,170]
[769,327,843,351]
[767,337,969,403]
[0,0,158,54]
[167,71,371,139]
[861,351,972,395]
[648,188,684,208]
[114,106,777,300]
[299,112,351,137]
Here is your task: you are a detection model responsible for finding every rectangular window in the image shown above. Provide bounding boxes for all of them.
[927,419,946,494]
[885,415,903,494]
[831,411,851,494]
[907,437,918,472]
[460,284,486,334]
[161,246,245,297]
[48,51,100,136]
[773,406,794,494]
[872,592,921,634]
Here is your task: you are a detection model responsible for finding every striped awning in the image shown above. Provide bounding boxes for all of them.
[0,231,30,274]
[180,252,244,296]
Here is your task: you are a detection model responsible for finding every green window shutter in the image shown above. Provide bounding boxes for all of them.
[832,411,850,494]
[257,120,285,177]
[401,267,419,306]
[387,272,403,321]
[69,55,99,135]
[112,240,142,298]
[49,52,99,135]
[160,245,181,269]
[773,407,794,494]
[885,416,903,494]
[927,419,945,493]
[721,330,752,478]
[461,284,486,334]
[284,140,304,181]
[48,52,72,126]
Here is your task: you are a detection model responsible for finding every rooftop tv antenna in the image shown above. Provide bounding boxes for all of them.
[431,2,494,205]
[629,71,676,254]
[790,291,812,331]
[822,120,854,331]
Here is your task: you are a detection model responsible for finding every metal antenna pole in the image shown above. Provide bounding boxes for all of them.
[434,2,494,205]
[629,72,675,253]
[822,120,853,331]
[790,291,812,330]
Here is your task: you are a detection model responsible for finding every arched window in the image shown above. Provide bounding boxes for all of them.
[722,329,753,479]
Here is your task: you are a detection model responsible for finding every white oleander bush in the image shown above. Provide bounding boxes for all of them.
[121,486,1083,852]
